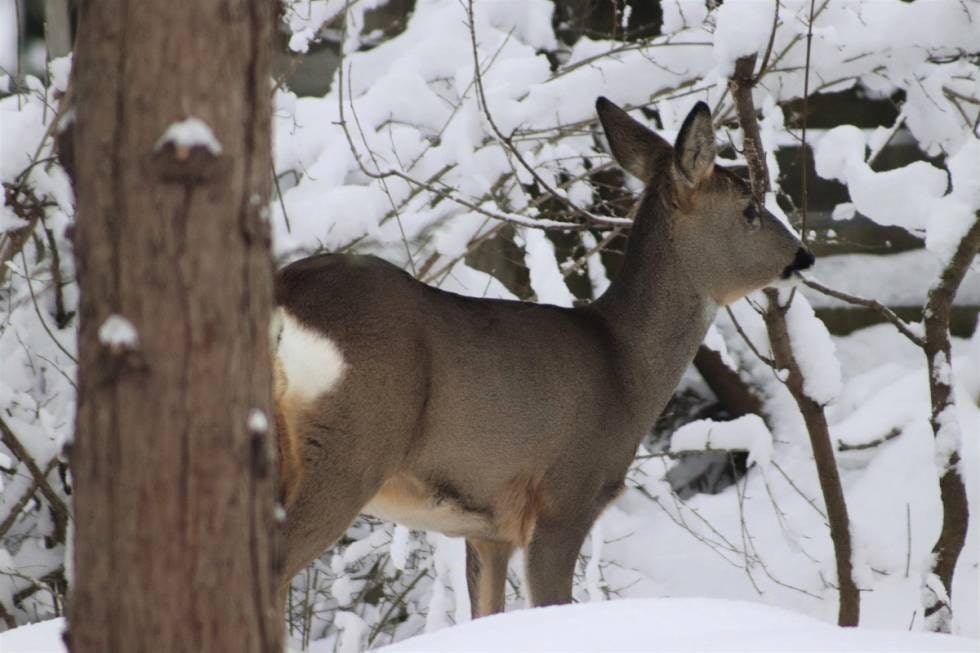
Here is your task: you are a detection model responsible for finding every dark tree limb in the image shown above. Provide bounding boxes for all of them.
[761,293,859,628]
[0,457,61,540]
[921,213,978,632]
[0,415,70,544]
[694,345,763,418]
[730,54,860,627]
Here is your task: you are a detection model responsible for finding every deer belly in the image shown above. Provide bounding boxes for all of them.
[361,474,495,539]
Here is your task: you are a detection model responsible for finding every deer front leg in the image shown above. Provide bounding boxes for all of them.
[524,516,593,607]
[465,538,514,618]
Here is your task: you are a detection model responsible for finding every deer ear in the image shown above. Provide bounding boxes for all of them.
[596,96,671,183]
[674,101,715,186]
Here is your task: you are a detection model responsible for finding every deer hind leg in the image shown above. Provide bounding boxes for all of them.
[465,538,514,618]
[524,516,593,608]
[277,417,388,598]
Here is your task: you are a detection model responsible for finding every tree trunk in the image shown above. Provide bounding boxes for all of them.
[66,1,281,651]
[762,289,860,627]
[921,215,978,633]
[730,55,860,627]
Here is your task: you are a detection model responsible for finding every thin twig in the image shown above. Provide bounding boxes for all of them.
[799,0,816,244]
[338,9,417,276]
[366,568,429,646]
[335,60,623,233]
[562,228,622,280]
[552,39,712,81]
[752,1,782,85]
[19,251,77,364]
[466,0,612,228]
[725,306,776,368]
[770,460,827,521]
[837,428,901,452]
[271,162,292,234]
[905,503,912,579]
[800,276,925,347]
[866,111,907,168]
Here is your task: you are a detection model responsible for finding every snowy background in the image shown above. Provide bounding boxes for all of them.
[1,0,979,650]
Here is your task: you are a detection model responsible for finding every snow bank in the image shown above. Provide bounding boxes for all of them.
[0,617,66,653]
[670,414,772,469]
[5,599,973,652]
[382,598,977,652]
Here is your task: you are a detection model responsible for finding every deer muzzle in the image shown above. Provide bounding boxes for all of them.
[782,247,815,279]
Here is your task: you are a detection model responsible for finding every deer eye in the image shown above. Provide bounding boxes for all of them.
[743,204,758,223]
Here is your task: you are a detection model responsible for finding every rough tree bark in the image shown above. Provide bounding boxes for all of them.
[729,55,860,627]
[66,1,281,651]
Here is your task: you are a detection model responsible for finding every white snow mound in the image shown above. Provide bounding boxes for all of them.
[381,598,976,652]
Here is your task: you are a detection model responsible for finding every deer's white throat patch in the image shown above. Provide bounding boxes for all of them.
[275,309,347,401]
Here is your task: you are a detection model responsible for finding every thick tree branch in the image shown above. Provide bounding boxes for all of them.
[694,346,764,419]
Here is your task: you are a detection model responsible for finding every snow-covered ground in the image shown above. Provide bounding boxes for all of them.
[380,599,979,652]
[4,598,976,653]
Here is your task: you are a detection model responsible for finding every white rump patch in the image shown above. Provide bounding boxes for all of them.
[275,309,347,402]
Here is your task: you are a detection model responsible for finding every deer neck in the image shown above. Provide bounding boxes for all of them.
[593,191,717,419]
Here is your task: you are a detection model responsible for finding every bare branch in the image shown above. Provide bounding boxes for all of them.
[335,55,627,234]
[800,276,925,347]
[751,1,781,85]
[837,428,901,452]
[799,0,817,242]
[0,458,60,540]
[0,415,70,542]
[465,0,621,229]
[19,250,77,364]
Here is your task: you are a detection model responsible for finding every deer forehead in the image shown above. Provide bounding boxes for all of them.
[275,308,347,402]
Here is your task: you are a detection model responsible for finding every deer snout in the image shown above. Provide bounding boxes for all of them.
[782,247,815,279]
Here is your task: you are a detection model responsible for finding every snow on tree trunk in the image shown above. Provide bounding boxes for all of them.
[65,1,281,651]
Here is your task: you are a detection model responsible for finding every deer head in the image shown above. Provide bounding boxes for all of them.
[596,97,812,305]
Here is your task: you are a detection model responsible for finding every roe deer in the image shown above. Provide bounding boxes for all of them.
[273,98,813,617]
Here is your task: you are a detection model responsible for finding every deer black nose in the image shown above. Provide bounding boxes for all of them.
[782,247,815,278]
